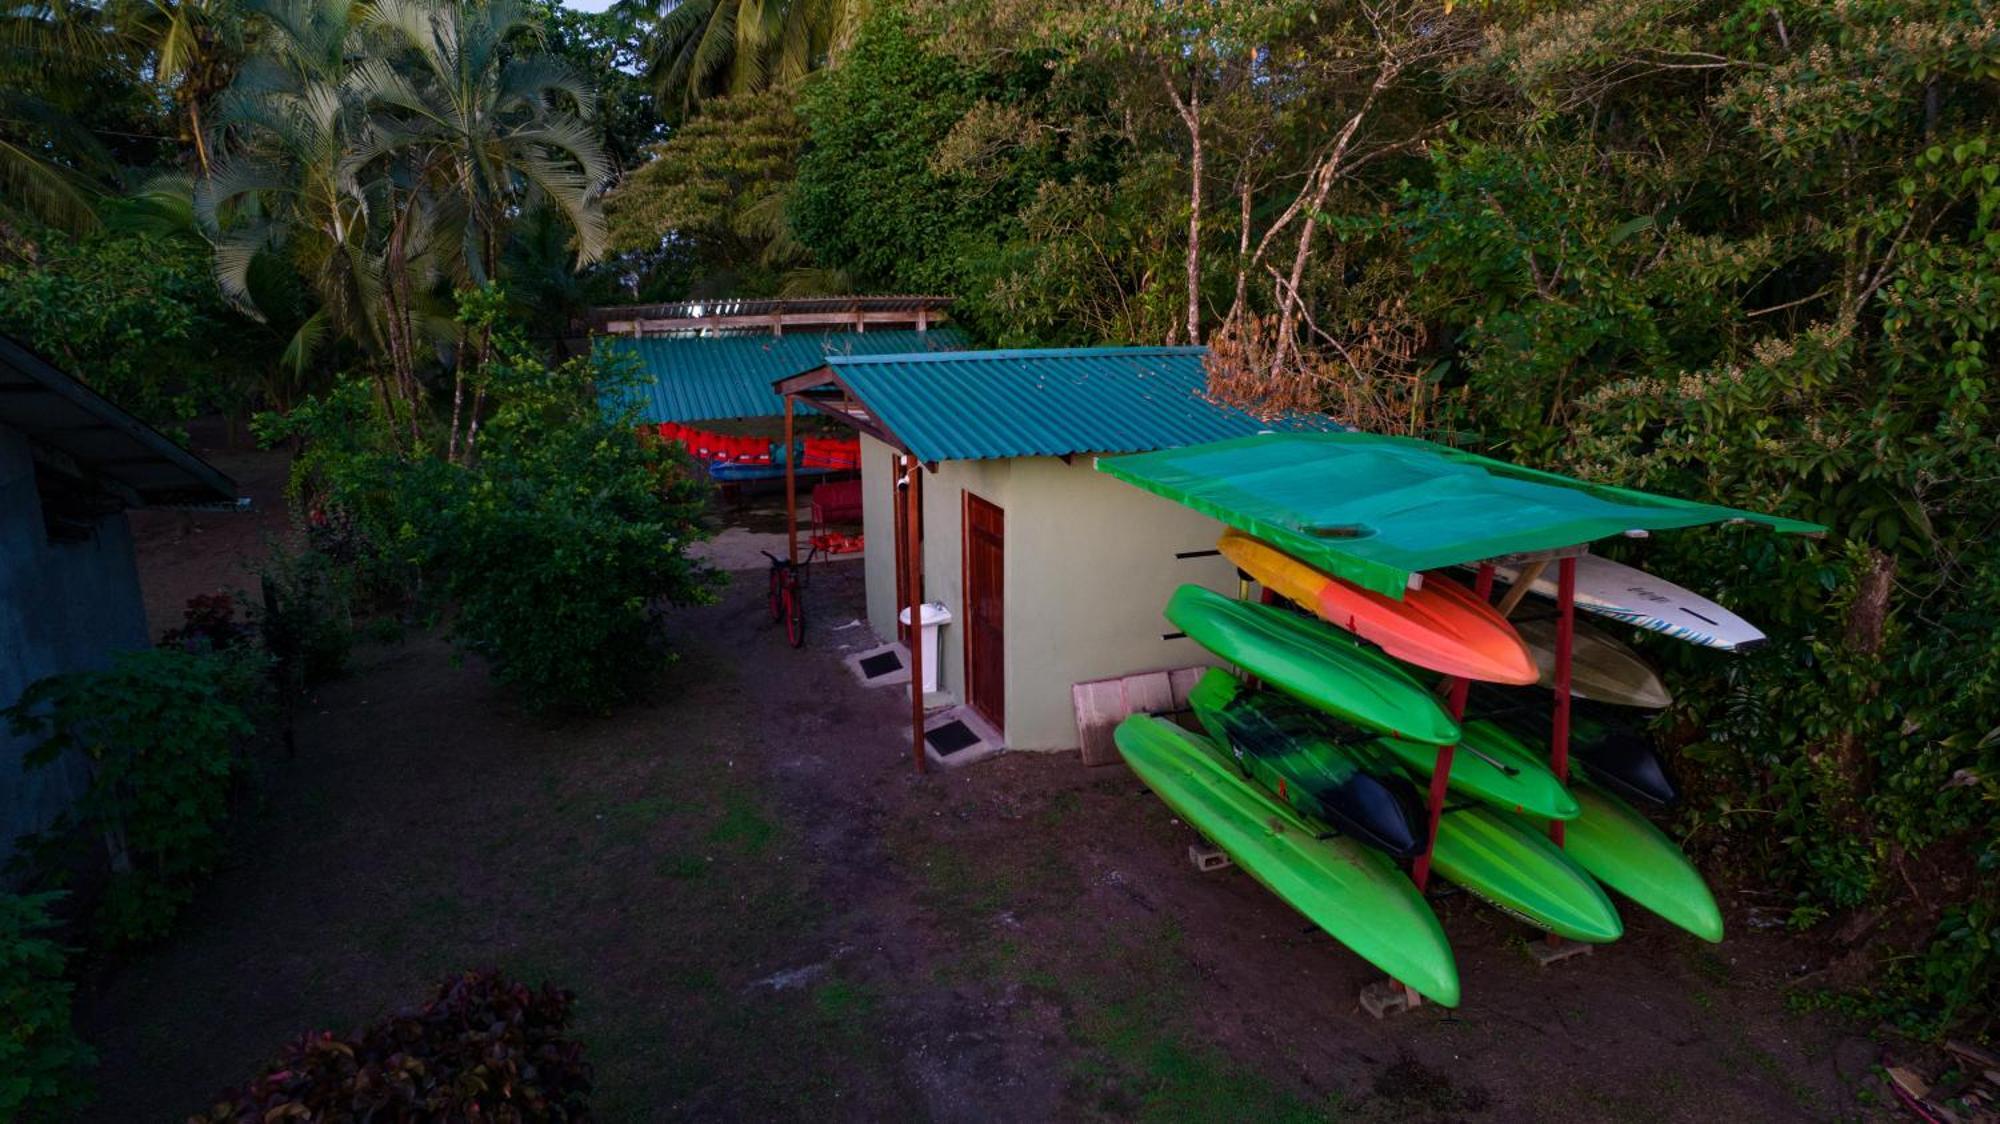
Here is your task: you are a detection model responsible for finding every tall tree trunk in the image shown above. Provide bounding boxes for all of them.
[1163,66,1203,344]
[1267,72,1392,379]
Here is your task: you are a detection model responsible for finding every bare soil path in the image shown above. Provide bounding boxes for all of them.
[83,447,1881,1121]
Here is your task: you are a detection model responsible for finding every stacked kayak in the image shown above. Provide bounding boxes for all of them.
[1188,669,1622,944]
[1120,532,1741,1003]
[1112,714,1461,1006]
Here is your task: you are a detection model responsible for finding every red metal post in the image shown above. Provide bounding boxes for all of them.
[1412,564,1492,892]
[784,395,798,566]
[1550,555,1577,848]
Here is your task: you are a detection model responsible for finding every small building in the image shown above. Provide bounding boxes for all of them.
[0,333,239,875]
[778,347,1316,751]
[585,295,965,426]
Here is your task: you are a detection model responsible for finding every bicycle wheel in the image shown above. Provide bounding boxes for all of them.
[784,582,806,648]
[767,565,784,622]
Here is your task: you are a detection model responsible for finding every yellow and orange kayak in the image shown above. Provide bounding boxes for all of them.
[1219,530,1537,685]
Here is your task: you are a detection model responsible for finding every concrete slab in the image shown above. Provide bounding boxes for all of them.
[844,643,909,689]
[922,705,1003,770]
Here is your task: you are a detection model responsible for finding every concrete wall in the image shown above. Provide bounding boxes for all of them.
[0,425,150,876]
[861,436,1241,751]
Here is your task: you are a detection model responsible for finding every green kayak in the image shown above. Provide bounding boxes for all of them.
[1113,714,1461,1006]
[1165,584,1460,745]
[1186,669,1423,859]
[1425,805,1623,943]
[1516,778,1722,943]
[1188,674,1618,944]
[1374,720,1581,821]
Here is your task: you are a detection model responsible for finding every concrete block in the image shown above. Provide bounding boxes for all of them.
[1187,844,1233,872]
[1531,938,1595,967]
[1358,979,1417,1020]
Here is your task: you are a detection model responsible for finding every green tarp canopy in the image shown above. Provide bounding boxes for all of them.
[1097,432,1824,598]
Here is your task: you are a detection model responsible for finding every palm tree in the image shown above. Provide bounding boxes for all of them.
[621,0,863,119]
[121,0,245,172]
[0,0,123,230]
[353,0,612,285]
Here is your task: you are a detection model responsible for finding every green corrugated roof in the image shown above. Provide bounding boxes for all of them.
[812,347,1322,462]
[601,329,967,423]
[1098,431,1824,598]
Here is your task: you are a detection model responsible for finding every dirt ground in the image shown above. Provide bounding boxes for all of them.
[85,443,1886,1121]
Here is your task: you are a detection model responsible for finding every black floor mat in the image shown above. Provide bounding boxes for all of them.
[925,720,982,757]
[858,650,904,679]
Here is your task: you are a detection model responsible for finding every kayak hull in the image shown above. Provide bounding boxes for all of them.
[1165,584,1461,745]
[1429,806,1624,944]
[1188,669,1423,859]
[1516,616,1673,709]
[1220,531,1536,684]
[1518,779,1722,943]
[1114,715,1461,1006]
[1371,720,1581,821]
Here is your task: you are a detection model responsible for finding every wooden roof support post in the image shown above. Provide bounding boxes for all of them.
[784,394,798,565]
[1545,555,1577,950]
[903,456,927,774]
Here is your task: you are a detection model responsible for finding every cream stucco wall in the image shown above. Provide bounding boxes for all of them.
[861,435,1241,752]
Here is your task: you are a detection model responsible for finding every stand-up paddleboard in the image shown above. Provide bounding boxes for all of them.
[1113,715,1461,1006]
[1187,676,1618,943]
[1373,719,1580,821]
[1492,555,1766,651]
[1166,584,1461,746]
[1515,616,1673,709]
[1515,777,1721,943]
[1467,684,1678,807]
[1187,669,1422,859]
[1219,531,1537,685]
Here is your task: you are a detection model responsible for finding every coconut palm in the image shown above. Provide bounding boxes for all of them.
[0,0,122,230]
[622,0,864,119]
[121,0,245,172]
[352,0,612,284]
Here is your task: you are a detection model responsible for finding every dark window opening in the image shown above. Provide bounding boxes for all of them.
[32,456,118,544]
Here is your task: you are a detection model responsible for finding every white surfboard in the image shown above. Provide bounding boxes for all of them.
[1490,555,1765,651]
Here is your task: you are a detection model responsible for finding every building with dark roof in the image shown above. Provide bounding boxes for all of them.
[1,333,240,874]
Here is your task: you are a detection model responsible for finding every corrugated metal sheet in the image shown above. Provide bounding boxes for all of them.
[824,347,1319,463]
[602,329,967,422]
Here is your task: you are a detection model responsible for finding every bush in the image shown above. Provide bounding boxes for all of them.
[0,892,95,1122]
[193,969,592,1121]
[255,544,357,684]
[4,648,264,948]
[260,286,718,716]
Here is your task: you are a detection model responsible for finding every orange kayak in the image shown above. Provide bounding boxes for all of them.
[1218,530,1537,685]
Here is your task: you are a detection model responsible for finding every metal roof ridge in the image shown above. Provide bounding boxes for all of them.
[825,345,1209,366]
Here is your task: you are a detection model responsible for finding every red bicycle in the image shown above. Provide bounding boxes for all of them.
[762,549,811,648]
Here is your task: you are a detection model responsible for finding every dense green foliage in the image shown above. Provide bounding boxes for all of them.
[765,0,2000,1029]
[194,969,592,1119]
[0,892,95,1123]
[0,222,272,425]
[4,648,264,948]
[263,288,718,715]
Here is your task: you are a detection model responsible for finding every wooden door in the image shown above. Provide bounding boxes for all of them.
[963,493,1005,732]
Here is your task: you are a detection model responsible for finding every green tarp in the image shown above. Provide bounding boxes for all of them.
[1097,432,1823,598]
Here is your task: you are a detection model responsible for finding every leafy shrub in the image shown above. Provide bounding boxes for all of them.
[5,648,264,948]
[193,969,592,1121]
[255,544,357,684]
[259,287,717,716]
[159,593,257,654]
[0,892,95,1122]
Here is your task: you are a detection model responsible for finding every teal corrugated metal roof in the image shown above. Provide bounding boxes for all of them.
[601,328,967,422]
[818,347,1321,462]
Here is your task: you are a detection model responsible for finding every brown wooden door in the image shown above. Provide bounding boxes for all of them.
[963,493,1004,732]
